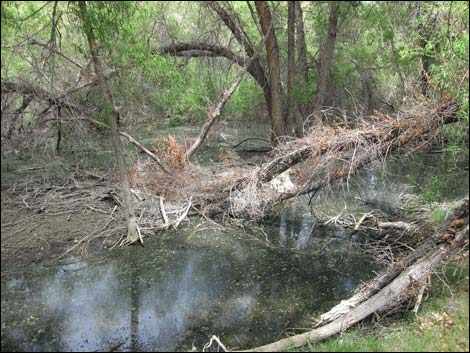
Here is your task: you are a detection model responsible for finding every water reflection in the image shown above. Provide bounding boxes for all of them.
[1,228,377,352]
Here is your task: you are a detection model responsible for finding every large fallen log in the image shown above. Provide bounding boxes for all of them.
[239,198,469,352]
[257,99,460,186]
[212,99,462,218]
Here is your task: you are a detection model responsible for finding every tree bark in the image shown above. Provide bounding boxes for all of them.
[255,1,286,144]
[314,1,340,112]
[79,1,139,244]
[295,1,308,117]
[162,2,291,145]
[206,1,273,124]
[416,3,433,97]
[286,1,297,136]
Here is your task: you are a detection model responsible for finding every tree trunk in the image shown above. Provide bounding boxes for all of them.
[286,1,297,136]
[79,1,139,244]
[418,22,432,97]
[314,1,340,112]
[206,1,273,131]
[164,2,290,145]
[255,1,286,144]
[295,2,308,117]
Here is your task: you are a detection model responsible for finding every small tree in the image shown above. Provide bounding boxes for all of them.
[78,1,139,245]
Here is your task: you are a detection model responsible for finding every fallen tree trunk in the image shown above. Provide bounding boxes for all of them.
[239,198,469,352]
[213,99,461,218]
[259,99,460,186]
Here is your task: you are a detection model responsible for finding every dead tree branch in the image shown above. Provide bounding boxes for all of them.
[185,19,273,159]
[239,199,469,352]
[119,131,172,175]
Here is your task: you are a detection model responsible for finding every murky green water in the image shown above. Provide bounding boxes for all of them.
[306,149,469,218]
[1,225,377,352]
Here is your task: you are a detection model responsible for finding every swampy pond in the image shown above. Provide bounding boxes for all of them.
[1,123,468,352]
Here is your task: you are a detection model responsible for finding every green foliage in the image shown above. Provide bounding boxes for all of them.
[431,207,447,224]
[420,2,469,157]
[77,1,136,47]
[419,176,447,207]
[1,1,468,134]
[168,115,186,127]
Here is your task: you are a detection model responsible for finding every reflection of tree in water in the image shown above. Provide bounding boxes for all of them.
[278,210,315,250]
[1,230,380,352]
[130,256,140,352]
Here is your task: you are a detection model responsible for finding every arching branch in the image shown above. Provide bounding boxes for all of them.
[206,1,270,99]
[159,42,268,92]
[160,43,248,66]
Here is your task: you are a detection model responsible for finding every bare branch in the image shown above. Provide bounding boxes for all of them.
[29,38,85,70]
[119,131,172,175]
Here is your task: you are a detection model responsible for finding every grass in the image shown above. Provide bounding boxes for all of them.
[290,259,469,352]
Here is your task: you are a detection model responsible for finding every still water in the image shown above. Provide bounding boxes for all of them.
[1,224,377,352]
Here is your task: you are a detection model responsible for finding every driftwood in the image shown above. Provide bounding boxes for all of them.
[238,198,469,352]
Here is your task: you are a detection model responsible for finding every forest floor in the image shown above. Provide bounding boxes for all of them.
[0,163,122,276]
[1,186,112,275]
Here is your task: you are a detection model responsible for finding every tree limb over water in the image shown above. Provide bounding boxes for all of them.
[215,99,462,218]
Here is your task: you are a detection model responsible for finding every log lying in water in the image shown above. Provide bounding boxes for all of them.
[206,99,461,218]
[274,100,461,203]
[239,198,468,352]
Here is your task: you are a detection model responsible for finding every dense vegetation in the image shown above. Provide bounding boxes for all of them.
[1,1,468,145]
